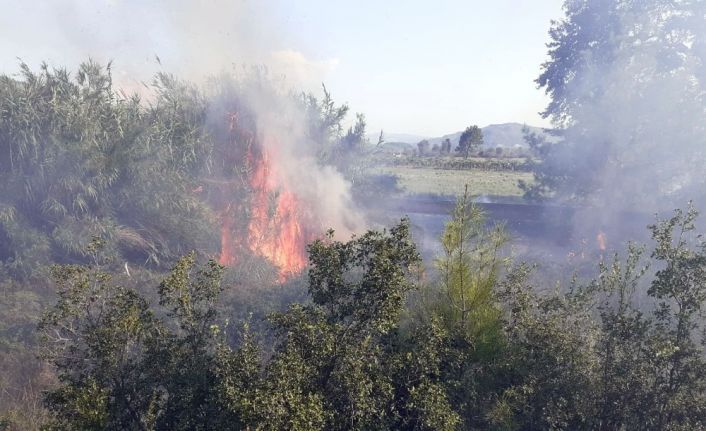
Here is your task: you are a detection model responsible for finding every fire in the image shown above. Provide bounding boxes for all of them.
[246,149,309,279]
[216,113,310,281]
[597,230,607,251]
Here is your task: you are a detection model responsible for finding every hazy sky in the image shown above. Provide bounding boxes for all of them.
[0,0,564,136]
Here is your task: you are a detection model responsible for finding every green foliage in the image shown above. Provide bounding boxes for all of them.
[33,205,706,430]
[0,60,376,429]
[0,61,217,276]
[455,125,483,158]
[494,266,598,430]
[5,60,706,431]
[250,220,426,430]
[645,204,706,429]
[433,187,508,345]
[39,221,465,430]
[527,0,706,200]
[300,83,368,169]
[39,251,231,430]
[593,244,652,430]
[408,187,511,428]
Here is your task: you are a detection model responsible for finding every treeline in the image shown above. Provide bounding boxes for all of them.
[29,193,706,430]
[374,155,531,172]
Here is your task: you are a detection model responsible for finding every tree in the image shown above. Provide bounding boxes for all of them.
[417,139,430,157]
[0,62,217,275]
[409,187,511,428]
[644,204,706,429]
[39,245,237,430]
[38,222,467,430]
[341,113,367,154]
[301,84,351,163]
[440,138,452,155]
[527,0,706,202]
[219,219,460,430]
[592,244,652,430]
[432,187,508,347]
[455,126,483,158]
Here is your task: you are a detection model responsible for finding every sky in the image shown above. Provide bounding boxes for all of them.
[0,0,564,137]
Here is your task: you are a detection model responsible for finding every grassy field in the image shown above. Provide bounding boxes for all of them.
[372,165,533,197]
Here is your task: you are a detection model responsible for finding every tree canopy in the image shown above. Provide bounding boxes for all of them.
[455,126,483,158]
[30,199,706,430]
[525,0,706,203]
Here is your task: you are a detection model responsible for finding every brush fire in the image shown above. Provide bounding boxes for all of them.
[217,113,313,281]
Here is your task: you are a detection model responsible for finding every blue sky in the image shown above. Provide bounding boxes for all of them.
[0,0,564,136]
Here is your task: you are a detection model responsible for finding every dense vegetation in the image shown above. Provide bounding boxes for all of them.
[0,61,368,429]
[22,194,706,430]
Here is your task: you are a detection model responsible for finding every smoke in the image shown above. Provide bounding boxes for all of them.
[545,1,706,244]
[0,1,364,269]
[232,77,367,238]
[0,1,337,94]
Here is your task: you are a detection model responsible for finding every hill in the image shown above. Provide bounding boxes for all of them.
[428,123,548,149]
[372,123,550,153]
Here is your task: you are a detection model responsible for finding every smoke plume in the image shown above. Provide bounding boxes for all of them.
[543,1,706,244]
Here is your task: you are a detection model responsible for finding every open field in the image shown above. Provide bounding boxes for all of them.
[371,165,533,197]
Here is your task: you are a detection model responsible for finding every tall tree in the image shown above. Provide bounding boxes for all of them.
[455,126,483,158]
[428,187,509,428]
[527,0,706,202]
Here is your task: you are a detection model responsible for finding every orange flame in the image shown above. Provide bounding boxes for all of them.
[246,149,308,280]
[597,230,607,251]
[216,117,310,281]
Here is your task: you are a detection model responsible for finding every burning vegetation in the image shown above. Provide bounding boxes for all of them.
[217,117,312,279]
[1,0,706,430]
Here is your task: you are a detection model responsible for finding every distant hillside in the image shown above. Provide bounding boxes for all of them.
[372,123,550,153]
[428,123,549,149]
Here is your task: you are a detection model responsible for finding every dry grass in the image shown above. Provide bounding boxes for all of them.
[371,166,533,197]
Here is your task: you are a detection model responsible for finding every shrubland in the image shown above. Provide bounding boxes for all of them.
[16,193,706,430]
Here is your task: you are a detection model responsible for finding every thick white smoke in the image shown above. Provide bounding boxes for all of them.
[0,1,338,94]
[0,0,365,253]
[235,77,367,238]
[544,1,706,245]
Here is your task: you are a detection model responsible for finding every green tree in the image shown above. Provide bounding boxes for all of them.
[527,0,706,201]
[0,62,217,275]
[409,186,510,429]
[433,187,507,351]
[491,266,597,430]
[455,126,483,158]
[645,205,706,429]
[216,219,461,430]
[592,245,652,430]
[39,247,234,430]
